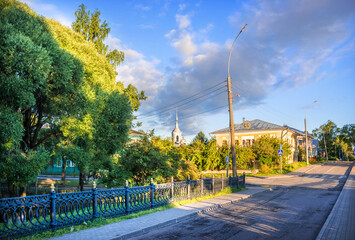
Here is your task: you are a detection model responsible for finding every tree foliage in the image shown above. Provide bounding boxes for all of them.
[101,137,200,187]
[252,136,291,166]
[71,4,147,114]
[313,120,338,158]
[72,4,123,65]
[0,1,136,195]
[192,131,208,144]
[313,121,354,161]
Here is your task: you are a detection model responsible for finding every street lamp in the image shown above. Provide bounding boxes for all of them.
[305,100,317,166]
[227,24,247,177]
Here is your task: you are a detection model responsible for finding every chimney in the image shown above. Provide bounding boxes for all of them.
[243,117,245,124]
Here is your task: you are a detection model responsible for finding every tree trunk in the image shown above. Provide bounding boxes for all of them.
[8,182,16,197]
[61,156,67,185]
[19,186,26,197]
[79,172,84,191]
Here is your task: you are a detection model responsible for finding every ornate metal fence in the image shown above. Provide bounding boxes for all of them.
[0,174,245,239]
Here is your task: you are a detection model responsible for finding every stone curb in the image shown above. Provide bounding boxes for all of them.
[315,163,354,240]
[113,187,274,240]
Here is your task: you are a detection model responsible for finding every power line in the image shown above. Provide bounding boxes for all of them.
[231,82,297,120]
[137,80,226,117]
[179,104,229,121]
[138,88,226,120]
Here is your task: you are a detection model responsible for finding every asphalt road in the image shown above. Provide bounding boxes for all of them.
[129,162,352,240]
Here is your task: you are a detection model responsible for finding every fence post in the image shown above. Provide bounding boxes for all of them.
[200,174,204,197]
[92,181,98,219]
[212,175,215,195]
[187,175,191,199]
[243,172,245,187]
[50,184,57,232]
[150,178,155,208]
[237,174,239,188]
[171,176,174,202]
[125,180,130,214]
[221,174,224,190]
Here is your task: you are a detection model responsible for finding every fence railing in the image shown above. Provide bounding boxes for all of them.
[0,174,245,239]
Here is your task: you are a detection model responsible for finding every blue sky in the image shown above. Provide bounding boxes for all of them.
[22,0,355,142]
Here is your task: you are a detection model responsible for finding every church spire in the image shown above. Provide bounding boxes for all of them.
[172,109,182,146]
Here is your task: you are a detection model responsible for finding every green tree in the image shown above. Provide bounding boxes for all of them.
[0,1,136,194]
[340,124,355,147]
[252,136,291,167]
[312,120,339,158]
[192,131,208,144]
[72,4,123,66]
[101,136,200,187]
[0,1,84,195]
[235,146,255,169]
[72,4,147,116]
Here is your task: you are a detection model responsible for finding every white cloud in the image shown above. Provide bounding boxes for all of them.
[104,35,165,108]
[172,34,197,58]
[165,15,197,64]
[21,0,73,27]
[200,23,214,34]
[176,14,191,29]
[153,0,355,136]
[134,4,151,11]
[178,4,187,12]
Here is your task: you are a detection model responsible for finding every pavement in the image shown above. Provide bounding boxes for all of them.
[48,162,355,240]
[316,162,355,240]
[48,186,273,240]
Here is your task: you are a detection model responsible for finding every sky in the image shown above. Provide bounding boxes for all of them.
[21,0,355,142]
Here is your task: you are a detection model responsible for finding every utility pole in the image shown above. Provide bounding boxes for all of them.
[305,117,309,166]
[227,77,237,177]
[304,101,317,166]
[323,131,329,162]
[227,24,247,177]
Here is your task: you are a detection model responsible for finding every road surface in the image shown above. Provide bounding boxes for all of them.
[129,162,352,240]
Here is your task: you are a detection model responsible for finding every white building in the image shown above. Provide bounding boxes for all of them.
[172,111,186,146]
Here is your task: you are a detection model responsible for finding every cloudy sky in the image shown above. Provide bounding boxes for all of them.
[22,0,355,142]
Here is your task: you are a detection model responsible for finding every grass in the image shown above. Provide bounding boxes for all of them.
[19,186,244,240]
[245,162,309,177]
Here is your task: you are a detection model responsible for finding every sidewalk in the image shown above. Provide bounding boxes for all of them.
[316,163,355,240]
[48,186,272,240]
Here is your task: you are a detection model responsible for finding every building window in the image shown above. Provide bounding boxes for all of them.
[222,140,227,146]
[252,139,255,145]
[242,140,246,147]
[246,139,251,147]
[235,140,239,146]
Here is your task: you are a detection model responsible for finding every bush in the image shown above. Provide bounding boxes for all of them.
[259,164,272,174]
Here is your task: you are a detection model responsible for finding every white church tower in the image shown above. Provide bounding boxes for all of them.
[172,110,186,146]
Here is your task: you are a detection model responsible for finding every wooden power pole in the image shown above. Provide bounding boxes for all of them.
[227,24,247,177]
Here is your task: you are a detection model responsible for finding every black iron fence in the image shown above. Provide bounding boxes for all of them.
[0,175,245,239]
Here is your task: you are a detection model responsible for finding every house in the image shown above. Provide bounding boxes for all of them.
[210,118,315,163]
[129,129,146,144]
[43,129,145,175]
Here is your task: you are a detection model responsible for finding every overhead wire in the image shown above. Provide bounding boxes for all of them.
[137,80,227,120]
[231,82,297,120]
[137,80,226,117]
[179,104,229,121]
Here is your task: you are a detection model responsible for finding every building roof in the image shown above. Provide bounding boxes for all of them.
[129,129,145,137]
[211,119,308,136]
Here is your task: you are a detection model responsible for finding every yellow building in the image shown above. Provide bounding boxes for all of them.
[211,118,314,163]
